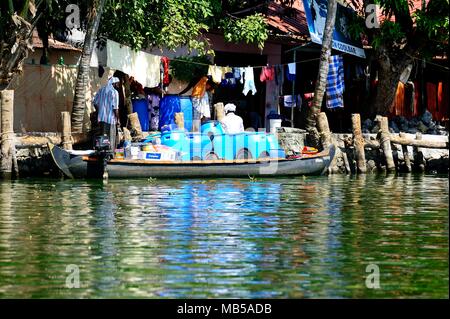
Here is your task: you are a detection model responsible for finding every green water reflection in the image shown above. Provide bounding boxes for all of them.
[0,174,448,298]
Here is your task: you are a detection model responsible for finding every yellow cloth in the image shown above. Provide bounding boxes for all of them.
[208,65,223,84]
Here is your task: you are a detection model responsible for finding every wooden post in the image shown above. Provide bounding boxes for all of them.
[61,112,73,150]
[377,116,396,172]
[351,114,367,173]
[214,103,225,122]
[399,132,411,172]
[413,132,425,172]
[317,112,332,148]
[0,90,15,178]
[127,112,143,139]
[175,112,184,130]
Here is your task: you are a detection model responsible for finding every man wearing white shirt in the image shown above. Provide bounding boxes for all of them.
[221,103,244,134]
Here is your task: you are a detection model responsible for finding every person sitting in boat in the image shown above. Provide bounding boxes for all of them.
[93,77,121,151]
[221,103,244,134]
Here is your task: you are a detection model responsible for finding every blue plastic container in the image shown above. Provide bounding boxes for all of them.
[132,99,149,132]
[159,95,181,130]
[179,96,193,132]
[161,131,213,161]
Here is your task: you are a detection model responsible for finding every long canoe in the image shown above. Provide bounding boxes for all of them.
[49,143,336,179]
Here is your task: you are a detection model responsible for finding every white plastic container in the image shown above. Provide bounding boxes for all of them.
[270,119,282,133]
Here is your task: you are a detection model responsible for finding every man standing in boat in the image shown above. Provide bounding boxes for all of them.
[93,77,121,151]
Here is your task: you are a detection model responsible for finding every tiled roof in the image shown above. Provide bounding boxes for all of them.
[265,1,310,40]
[31,30,81,51]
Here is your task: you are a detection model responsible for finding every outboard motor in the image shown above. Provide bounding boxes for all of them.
[94,135,114,168]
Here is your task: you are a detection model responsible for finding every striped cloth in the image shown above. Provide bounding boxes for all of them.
[326,55,345,109]
[93,78,119,124]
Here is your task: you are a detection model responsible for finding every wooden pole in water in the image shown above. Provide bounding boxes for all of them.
[61,112,73,150]
[317,112,332,148]
[377,116,396,172]
[351,113,367,173]
[0,90,15,179]
[413,132,425,172]
[399,132,411,172]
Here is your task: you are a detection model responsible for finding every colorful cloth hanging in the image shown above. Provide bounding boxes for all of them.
[260,66,275,82]
[326,55,345,109]
[161,57,170,86]
[242,67,257,96]
[286,63,296,81]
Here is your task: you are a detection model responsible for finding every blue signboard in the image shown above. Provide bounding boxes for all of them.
[302,0,366,58]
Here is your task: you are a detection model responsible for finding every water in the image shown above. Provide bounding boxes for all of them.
[0,174,448,299]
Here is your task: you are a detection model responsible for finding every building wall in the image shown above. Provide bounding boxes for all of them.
[11,64,113,133]
[26,49,81,66]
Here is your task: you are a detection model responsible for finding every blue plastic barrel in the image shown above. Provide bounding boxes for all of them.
[159,95,181,130]
[179,96,193,132]
[132,99,149,132]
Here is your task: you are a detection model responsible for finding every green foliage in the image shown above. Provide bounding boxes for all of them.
[170,56,210,82]
[100,0,269,54]
[222,13,268,50]
[372,20,406,48]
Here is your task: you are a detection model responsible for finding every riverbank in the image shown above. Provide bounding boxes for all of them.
[10,129,449,178]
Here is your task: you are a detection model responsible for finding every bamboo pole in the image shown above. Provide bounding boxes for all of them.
[351,114,367,173]
[61,112,73,150]
[377,116,396,172]
[0,90,15,178]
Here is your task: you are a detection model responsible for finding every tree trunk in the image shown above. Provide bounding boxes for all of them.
[305,0,338,147]
[71,0,106,133]
[367,46,413,117]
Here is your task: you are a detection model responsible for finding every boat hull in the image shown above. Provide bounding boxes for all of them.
[49,143,336,179]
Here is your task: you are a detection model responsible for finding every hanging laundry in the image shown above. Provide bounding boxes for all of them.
[283,95,302,109]
[242,67,257,96]
[303,93,315,108]
[260,66,275,82]
[274,65,284,95]
[161,57,170,86]
[391,82,405,116]
[192,76,209,99]
[208,65,223,84]
[221,72,237,88]
[233,67,241,81]
[426,82,437,119]
[286,63,296,82]
[326,55,345,109]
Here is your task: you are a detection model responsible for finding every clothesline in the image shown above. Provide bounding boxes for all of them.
[405,53,450,72]
[169,56,325,69]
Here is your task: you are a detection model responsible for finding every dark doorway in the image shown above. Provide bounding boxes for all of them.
[213,51,267,129]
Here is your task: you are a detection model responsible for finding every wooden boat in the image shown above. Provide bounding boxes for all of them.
[48,143,336,179]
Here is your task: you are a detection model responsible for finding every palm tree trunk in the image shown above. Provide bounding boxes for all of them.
[71,0,106,133]
[305,0,337,147]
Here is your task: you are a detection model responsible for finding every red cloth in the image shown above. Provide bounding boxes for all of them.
[260,66,275,82]
[161,57,170,86]
[426,82,437,119]
[437,82,449,121]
